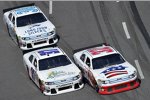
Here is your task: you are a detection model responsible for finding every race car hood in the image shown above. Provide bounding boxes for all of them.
[37,64,80,82]
[92,62,136,80]
[16,21,55,37]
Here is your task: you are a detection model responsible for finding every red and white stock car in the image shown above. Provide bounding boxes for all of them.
[73,43,140,94]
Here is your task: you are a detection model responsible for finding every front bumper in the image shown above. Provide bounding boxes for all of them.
[43,80,84,95]
[98,79,140,95]
[19,35,58,50]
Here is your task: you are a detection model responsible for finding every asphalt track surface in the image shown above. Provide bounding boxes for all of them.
[0,1,150,100]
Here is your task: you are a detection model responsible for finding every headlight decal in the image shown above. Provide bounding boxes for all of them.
[21,37,31,41]
[71,74,80,81]
[45,82,55,85]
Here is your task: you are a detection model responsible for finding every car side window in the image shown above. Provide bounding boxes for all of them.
[85,57,91,67]
[33,58,37,69]
[12,16,15,25]
[80,54,86,62]
[29,55,34,63]
[8,13,12,20]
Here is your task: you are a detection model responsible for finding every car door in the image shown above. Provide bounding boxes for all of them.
[31,57,39,85]
[78,53,86,76]
[78,53,91,79]
[85,57,96,87]
[11,16,17,40]
[84,56,91,79]
[27,54,34,77]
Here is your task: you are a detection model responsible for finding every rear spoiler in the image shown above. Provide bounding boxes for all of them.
[73,43,110,53]
[3,3,35,13]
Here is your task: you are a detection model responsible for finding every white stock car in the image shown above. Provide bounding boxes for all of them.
[23,47,84,95]
[3,4,58,50]
[73,43,140,94]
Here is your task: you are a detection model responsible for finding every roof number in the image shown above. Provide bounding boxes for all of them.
[38,49,60,56]
[89,47,113,55]
[15,6,38,15]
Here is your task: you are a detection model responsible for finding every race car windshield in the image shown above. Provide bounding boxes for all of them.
[39,55,71,71]
[17,13,47,27]
[92,53,125,70]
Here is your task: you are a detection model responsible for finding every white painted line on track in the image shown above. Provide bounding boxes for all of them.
[134,60,144,79]
[122,22,131,39]
[49,1,53,14]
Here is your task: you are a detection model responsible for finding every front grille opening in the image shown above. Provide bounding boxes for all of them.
[49,39,54,44]
[34,41,46,45]
[58,86,72,91]
[27,43,32,48]
[115,84,127,90]
[107,87,113,92]
[130,81,135,86]
[51,89,57,94]
[74,83,80,89]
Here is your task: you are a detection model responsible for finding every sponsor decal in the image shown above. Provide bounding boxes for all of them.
[38,49,59,56]
[15,6,39,15]
[101,65,128,78]
[88,47,113,55]
[47,71,75,79]
[88,71,97,87]
[25,27,47,35]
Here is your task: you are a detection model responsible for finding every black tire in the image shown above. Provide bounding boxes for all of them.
[82,76,88,84]
[95,84,99,93]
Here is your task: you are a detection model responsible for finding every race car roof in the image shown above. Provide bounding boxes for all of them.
[86,46,118,58]
[34,47,65,59]
[12,6,41,17]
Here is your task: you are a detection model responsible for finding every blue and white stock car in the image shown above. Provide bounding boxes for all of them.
[23,47,84,95]
[3,4,58,50]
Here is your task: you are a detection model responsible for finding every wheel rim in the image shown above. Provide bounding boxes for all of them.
[95,85,99,93]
